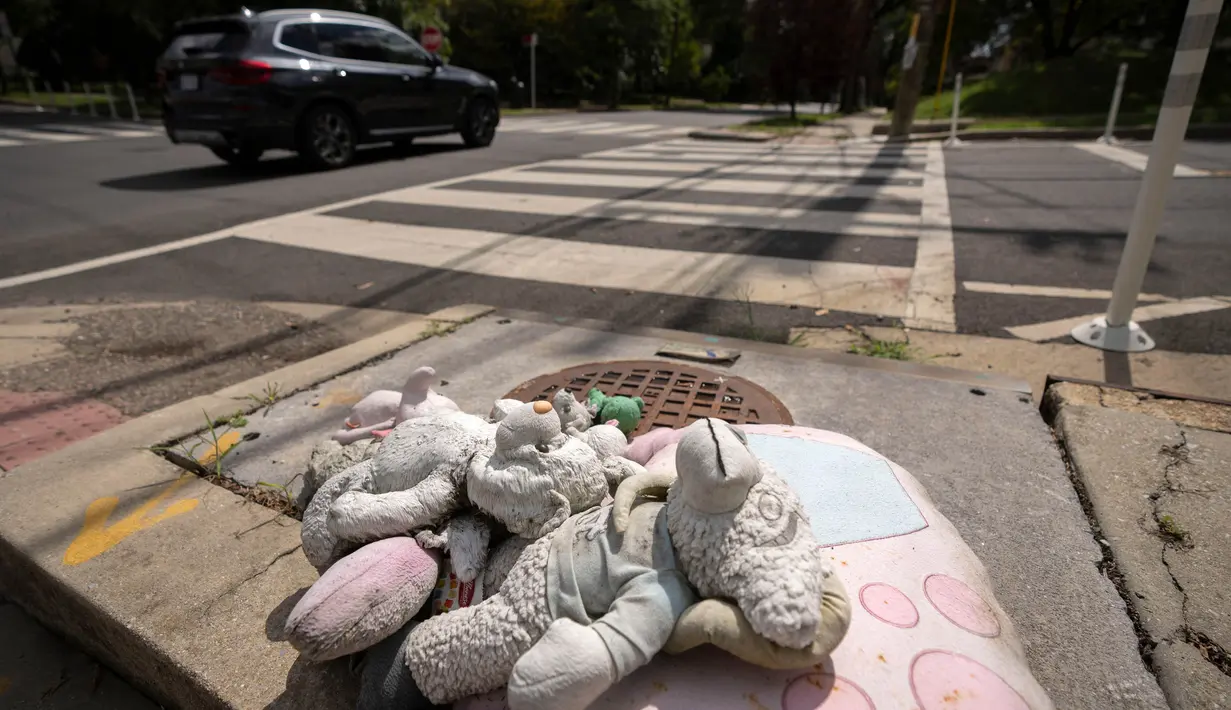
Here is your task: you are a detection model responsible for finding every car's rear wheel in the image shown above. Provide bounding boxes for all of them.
[210,144,264,166]
[460,97,497,148]
[300,104,357,169]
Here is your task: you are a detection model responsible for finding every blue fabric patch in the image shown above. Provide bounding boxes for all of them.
[747,434,927,547]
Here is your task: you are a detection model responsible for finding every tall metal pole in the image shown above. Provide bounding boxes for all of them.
[944,72,963,147]
[1097,63,1128,145]
[85,82,97,117]
[124,82,141,121]
[104,83,118,119]
[1072,0,1224,353]
[530,33,537,110]
[931,0,958,120]
[889,1,937,139]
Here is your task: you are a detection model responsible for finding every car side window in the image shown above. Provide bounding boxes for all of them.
[314,23,429,66]
[279,23,319,54]
[316,23,385,62]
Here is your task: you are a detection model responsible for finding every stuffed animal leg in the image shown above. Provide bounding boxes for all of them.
[302,460,372,571]
[328,469,462,543]
[405,534,555,704]
[506,569,694,710]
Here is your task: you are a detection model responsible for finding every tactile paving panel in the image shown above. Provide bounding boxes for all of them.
[0,390,127,471]
[502,360,792,437]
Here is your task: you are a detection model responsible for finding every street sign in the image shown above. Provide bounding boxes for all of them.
[421,26,443,53]
[522,33,538,48]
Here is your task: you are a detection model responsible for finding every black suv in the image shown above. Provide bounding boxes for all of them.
[158,8,500,169]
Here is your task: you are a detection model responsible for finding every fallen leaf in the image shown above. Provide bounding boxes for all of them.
[356,281,374,290]
[814,308,829,316]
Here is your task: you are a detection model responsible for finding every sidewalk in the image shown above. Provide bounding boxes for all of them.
[0,305,1164,709]
[1045,381,1231,709]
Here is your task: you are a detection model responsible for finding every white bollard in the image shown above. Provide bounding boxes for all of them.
[944,72,964,147]
[124,82,141,122]
[1097,63,1128,145]
[25,75,42,111]
[1072,0,1224,353]
[103,83,118,119]
[64,82,76,114]
[85,82,97,116]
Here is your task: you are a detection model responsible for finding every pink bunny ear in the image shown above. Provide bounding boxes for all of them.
[605,419,620,427]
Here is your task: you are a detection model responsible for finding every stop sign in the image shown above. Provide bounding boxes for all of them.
[421,26,443,53]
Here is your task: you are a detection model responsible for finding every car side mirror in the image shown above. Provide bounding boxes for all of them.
[429,53,442,71]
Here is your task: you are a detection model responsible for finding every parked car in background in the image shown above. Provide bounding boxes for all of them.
[157,8,500,169]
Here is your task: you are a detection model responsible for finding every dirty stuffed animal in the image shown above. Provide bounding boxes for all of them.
[394,418,846,710]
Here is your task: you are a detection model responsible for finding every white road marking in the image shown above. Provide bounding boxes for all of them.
[537,121,620,134]
[31,123,158,138]
[499,119,589,133]
[236,214,913,317]
[605,150,927,166]
[1075,142,1209,177]
[476,169,923,200]
[0,157,564,292]
[1006,297,1231,342]
[541,158,924,180]
[0,138,22,147]
[903,142,957,332]
[576,123,660,135]
[624,126,693,137]
[0,128,93,143]
[963,281,1174,302]
[381,187,920,237]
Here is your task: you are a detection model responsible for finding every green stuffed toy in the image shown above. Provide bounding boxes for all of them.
[587,389,645,436]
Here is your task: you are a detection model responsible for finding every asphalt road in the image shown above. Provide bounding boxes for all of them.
[2,108,1230,354]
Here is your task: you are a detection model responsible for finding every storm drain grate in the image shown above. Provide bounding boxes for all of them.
[502,360,792,437]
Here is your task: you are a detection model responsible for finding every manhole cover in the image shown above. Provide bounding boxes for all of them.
[503,360,792,437]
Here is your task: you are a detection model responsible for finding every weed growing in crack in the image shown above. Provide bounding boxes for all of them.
[247,382,284,408]
[1156,514,1192,548]
[845,325,914,360]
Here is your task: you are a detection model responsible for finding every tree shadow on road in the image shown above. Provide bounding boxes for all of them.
[99,143,466,192]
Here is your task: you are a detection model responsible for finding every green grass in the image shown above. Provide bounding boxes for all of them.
[904,50,1231,126]
[732,113,838,135]
[2,89,156,119]
[848,338,914,360]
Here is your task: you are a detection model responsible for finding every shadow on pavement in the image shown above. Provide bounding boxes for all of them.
[100,142,466,192]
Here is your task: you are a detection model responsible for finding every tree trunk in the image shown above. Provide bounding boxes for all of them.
[889,0,937,138]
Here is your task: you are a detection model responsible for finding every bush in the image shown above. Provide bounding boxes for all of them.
[700,66,732,103]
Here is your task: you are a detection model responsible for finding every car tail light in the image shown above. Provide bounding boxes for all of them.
[208,59,272,86]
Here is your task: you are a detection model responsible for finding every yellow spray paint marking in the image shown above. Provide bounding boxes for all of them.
[198,429,241,466]
[63,476,200,566]
[317,388,363,409]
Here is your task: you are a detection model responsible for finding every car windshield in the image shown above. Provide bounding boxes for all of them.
[165,21,249,58]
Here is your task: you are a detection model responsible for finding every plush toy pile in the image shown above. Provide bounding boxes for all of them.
[286,366,851,710]
[285,365,1055,710]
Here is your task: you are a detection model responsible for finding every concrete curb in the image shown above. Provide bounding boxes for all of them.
[0,304,491,710]
[686,128,774,142]
[882,122,1231,142]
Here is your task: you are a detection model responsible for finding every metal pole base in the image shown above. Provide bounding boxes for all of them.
[1096,135,1119,145]
[943,136,964,148]
[1071,316,1156,352]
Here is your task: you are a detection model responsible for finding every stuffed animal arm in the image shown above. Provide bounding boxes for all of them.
[413,511,491,583]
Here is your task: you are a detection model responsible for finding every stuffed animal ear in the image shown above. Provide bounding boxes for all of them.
[663,573,851,670]
[632,397,645,412]
[285,537,440,661]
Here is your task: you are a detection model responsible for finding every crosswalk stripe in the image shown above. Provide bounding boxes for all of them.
[540,158,925,180]
[625,126,693,137]
[608,150,927,166]
[576,123,661,135]
[478,168,924,200]
[537,121,621,133]
[500,119,589,133]
[0,138,21,147]
[236,213,913,317]
[379,187,920,237]
[31,123,158,138]
[0,128,93,143]
[652,140,930,155]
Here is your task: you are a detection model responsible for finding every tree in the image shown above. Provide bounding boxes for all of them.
[747,0,868,119]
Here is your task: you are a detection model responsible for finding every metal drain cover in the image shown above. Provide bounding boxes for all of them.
[502,360,792,437]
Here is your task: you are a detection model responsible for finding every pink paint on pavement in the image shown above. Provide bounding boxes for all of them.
[910,650,1030,709]
[0,390,126,471]
[782,673,875,710]
[924,574,1001,637]
[859,582,919,628]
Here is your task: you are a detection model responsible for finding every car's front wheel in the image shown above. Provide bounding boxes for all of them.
[210,144,264,167]
[460,97,497,148]
[300,104,357,169]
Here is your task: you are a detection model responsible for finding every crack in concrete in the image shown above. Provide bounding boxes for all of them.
[200,544,301,619]
[1146,432,1231,681]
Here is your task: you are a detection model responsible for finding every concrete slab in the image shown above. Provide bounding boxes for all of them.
[1050,385,1231,709]
[0,390,127,472]
[0,308,1164,710]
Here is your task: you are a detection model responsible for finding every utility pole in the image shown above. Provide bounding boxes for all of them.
[890,0,937,139]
